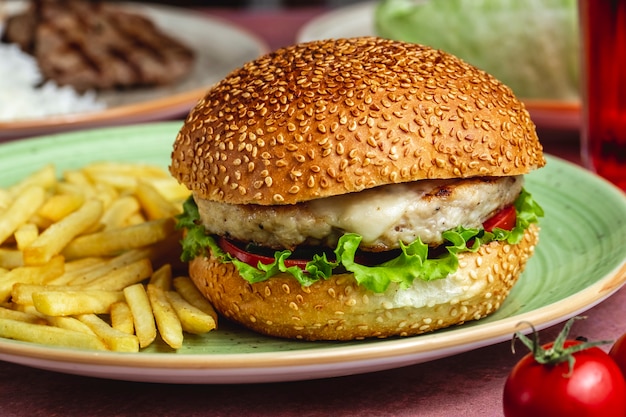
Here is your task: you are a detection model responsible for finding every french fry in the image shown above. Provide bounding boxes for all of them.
[23,199,104,265]
[26,214,52,231]
[7,164,55,198]
[14,223,39,251]
[31,289,124,316]
[0,317,107,350]
[0,255,65,302]
[123,283,156,348]
[0,305,46,325]
[10,303,41,316]
[0,185,45,245]
[83,172,139,191]
[147,284,183,349]
[149,264,172,290]
[82,162,170,180]
[172,276,219,323]
[136,180,181,220]
[63,257,106,273]
[100,195,140,230]
[48,259,108,286]
[45,316,97,336]
[97,247,153,267]
[0,248,23,269]
[61,170,94,192]
[110,301,134,335]
[92,182,119,211]
[80,258,153,291]
[14,303,98,345]
[61,217,175,260]
[125,212,147,226]
[166,291,216,335]
[10,282,120,307]
[77,313,139,352]
[60,249,151,286]
[11,283,50,305]
[142,177,191,202]
[0,189,11,211]
[37,193,85,222]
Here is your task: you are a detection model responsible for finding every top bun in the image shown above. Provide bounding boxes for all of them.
[170,37,544,205]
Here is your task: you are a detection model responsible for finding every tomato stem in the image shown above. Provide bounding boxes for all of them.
[512,316,613,377]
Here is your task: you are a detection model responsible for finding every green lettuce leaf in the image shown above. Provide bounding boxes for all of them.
[176,189,543,293]
[176,197,215,263]
[335,234,465,292]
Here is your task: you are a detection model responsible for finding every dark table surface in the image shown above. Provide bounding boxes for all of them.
[0,5,624,417]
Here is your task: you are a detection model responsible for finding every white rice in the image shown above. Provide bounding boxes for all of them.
[0,42,106,121]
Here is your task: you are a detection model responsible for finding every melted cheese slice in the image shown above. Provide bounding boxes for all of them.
[309,182,437,244]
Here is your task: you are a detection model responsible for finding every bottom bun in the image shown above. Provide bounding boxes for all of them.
[189,225,540,341]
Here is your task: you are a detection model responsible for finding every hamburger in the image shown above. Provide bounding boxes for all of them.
[169,37,545,341]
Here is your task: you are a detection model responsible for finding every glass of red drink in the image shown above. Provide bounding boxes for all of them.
[579,0,626,191]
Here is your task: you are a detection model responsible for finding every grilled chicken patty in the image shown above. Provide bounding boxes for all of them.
[195,175,524,251]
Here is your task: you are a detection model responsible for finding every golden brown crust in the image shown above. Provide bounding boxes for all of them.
[170,37,544,205]
[188,225,540,341]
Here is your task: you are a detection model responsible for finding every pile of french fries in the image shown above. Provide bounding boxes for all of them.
[0,162,218,352]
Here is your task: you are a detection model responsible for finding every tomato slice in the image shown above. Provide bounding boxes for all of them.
[218,237,309,269]
[218,238,379,270]
[483,204,517,232]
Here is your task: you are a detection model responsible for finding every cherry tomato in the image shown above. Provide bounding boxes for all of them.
[609,332,626,378]
[483,204,516,232]
[503,318,626,417]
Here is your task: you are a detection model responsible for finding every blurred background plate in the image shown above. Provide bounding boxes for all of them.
[297,1,581,132]
[0,2,270,141]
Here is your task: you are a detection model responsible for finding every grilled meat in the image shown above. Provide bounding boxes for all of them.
[2,0,195,91]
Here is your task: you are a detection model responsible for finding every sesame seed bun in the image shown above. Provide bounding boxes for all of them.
[170,37,545,206]
[188,224,539,340]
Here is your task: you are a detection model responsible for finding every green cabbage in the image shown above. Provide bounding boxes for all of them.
[374,0,579,101]
[176,189,543,294]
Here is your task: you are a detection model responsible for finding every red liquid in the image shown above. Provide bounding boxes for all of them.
[580,0,626,190]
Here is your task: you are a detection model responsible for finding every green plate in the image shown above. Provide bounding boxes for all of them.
[0,122,624,383]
